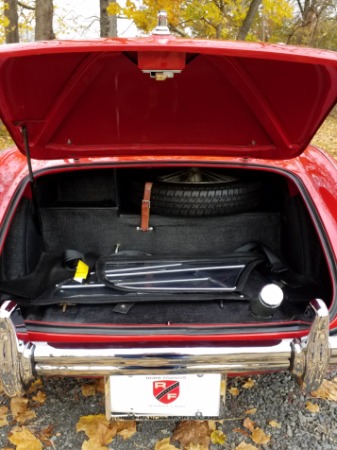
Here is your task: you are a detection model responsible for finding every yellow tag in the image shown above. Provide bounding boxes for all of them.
[73,260,89,283]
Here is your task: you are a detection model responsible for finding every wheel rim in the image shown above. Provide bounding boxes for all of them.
[157,168,237,184]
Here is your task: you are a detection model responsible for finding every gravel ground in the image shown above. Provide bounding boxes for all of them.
[1,370,337,450]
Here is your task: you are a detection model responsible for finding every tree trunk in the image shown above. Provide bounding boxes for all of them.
[4,0,19,43]
[35,0,55,41]
[100,0,117,37]
[237,0,262,41]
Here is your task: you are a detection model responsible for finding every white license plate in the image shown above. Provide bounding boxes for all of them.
[105,374,222,418]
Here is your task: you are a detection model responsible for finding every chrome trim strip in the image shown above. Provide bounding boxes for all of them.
[33,340,293,377]
[1,299,337,397]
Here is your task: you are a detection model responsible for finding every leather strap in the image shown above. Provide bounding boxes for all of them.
[139,182,153,232]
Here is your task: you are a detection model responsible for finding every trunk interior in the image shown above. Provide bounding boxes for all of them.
[0,166,332,336]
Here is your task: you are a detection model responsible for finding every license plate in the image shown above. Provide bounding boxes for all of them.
[105,374,223,419]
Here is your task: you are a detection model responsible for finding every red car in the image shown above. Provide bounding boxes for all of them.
[1,16,337,419]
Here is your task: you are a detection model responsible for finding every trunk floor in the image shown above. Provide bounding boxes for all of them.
[23,300,309,328]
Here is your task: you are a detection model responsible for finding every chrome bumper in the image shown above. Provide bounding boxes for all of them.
[1,299,336,397]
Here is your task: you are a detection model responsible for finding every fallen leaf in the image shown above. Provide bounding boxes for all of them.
[95,378,105,394]
[207,420,217,431]
[0,405,9,427]
[8,426,42,450]
[229,387,239,396]
[268,420,281,429]
[81,379,105,397]
[81,383,97,397]
[154,437,180,450]
[173,421,211,450]
[0,380,4,395]
[185,445,208,450]
[243,418,255,433]
[244,408,257,415]
[210,429,226,445]
[10,398,36,424]
[311,379,337,401]
[251,427,271,445]
[82,438,108,450]
[76,414,117,446]
[26,380,43,395]
[233,428,250,437]
[242,379,255,390]
[31,391,46,404]
[333,377,337,384]
[37,424,54,445]
[220,380,226,396]
[116,420,137,440]
[306,401,320,413]
[235,442,259,450]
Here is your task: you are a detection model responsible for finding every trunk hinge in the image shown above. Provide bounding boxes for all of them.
[22,126,42,234]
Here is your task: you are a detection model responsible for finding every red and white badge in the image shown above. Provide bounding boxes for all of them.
[153,379,180,404]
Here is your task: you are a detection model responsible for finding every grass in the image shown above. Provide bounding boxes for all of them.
[312,108,337,158]
[0,123,13,150]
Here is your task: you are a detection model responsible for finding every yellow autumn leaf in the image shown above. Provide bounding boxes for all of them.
[207,419,224,432]
[116,420,137,440]
[154,437,180,450]
[82,438,109,450]
[32,391,46,404]
[244,408,257,415]
[106,2,122,16]
[26,379,43,395]
[8,426,43,450]
[229,387,240,396]
[243,418,255,432]
[185,445,208,450]
[0,405,9,427]
[10,397,36,424]
[251,427,271,445]
[95,378,105,394]
[0,416,9,428]
[210,429,226,445]
[268,420,281,429]
[242,378,255,389]
[81,383,97,397]
[76,414,117,446]
[311,379,337,401]
[306,401,320,413]
[220,380,226,396]
[207,420,217,431]
[81,379,105,397]
[235,442,259,450]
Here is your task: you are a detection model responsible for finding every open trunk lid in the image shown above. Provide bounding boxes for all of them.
[0,37,337,160]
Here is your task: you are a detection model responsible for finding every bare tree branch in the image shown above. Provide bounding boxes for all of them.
[18,1,35,10]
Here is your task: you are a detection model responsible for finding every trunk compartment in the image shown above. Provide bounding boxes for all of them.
[0,167,332,336]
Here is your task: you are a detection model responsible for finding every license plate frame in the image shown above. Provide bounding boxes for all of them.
[105,373,226,420]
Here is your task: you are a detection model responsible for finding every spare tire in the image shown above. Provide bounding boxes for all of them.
[131,169,262,217]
